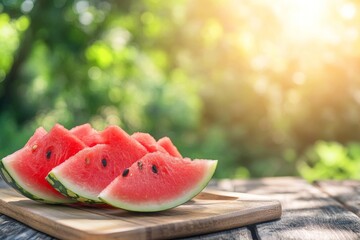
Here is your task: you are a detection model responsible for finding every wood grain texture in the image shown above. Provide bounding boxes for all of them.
[3,176,360,240]
[316,180,360,217]
[179,226,253,240]
[0,179,55,240]
[213,177,360,240]
[0,214,54,240]
[0,186,280,240]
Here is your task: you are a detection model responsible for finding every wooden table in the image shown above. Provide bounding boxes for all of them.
[1,177,360,240]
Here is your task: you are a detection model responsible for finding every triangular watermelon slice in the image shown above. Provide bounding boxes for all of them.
[70,123,104,147]
[25,127,47,147]
[0,127,47,197]
[132,132,183,158]
[157,137,182,158]
[131,132,168,153]
[98,152,217,212]
[46,125,149,203]
[0,124,86,203]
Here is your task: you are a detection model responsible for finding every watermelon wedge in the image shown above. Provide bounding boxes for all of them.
[46,125,149,203]
[0,124,86,203]
[132,132,183,158]
[157,137,182,158]
[0,127,47,197]
[25,127,47,147]
[131,132,167,153]
[98,152,217,212]
[70,123,104,147]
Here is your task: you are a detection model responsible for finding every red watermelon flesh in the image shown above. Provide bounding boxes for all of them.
[0,127,46,194]
[47,125,149,203]
[157,137,182,158]
[1,124,86,203]
[131,132,168,153]
[70,123,104,147]
[25,127,47,147]
[98,152,217,212]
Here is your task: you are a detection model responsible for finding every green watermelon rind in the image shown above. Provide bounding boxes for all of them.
[98,160,218,212]
[0,160,42,202]
[0,159,73,204]
[46,172,102,204]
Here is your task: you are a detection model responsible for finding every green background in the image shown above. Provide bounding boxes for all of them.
[1,0,360,180]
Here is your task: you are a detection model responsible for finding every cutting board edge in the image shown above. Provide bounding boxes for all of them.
[143,200,282,240]
[0,189,282,240]
[0,199,83,240]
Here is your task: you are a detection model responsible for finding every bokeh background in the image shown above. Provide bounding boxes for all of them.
[1,0,360,180]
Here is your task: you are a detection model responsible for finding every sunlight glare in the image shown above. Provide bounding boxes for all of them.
[277,0,328,42]
[340,3,356,19]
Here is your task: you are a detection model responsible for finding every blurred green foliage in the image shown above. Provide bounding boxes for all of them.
[0,0,360,180]
[299,141,360,181]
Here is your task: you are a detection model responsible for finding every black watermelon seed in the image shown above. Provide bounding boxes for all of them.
[46,150,52,160]
[137,161,143,170]
[122,168,129,177]
[151,164,158,174]
[85,158,90,165]
[101,158,107,167]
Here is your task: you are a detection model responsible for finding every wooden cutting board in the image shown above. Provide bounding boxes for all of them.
[0,187,281,240]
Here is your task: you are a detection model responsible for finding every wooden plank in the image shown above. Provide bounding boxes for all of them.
[316,180,360,217]
[0,214,54,240]
[0,213,253,240]
[213,177,360,240]
[0,181,55,240]
[0,186,280,240]
[178,226,253,240]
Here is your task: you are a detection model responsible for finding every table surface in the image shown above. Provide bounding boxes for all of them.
[0,176,359,240]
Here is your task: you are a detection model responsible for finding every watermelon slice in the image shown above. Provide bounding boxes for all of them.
[98,152,217,212]
[131,132,168,153]
[25,127,47,147]
[70,123,104,147]
[157,137,182,158]
[0,127,47,193]
[46,125,149,203]
[0,124,86,203]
